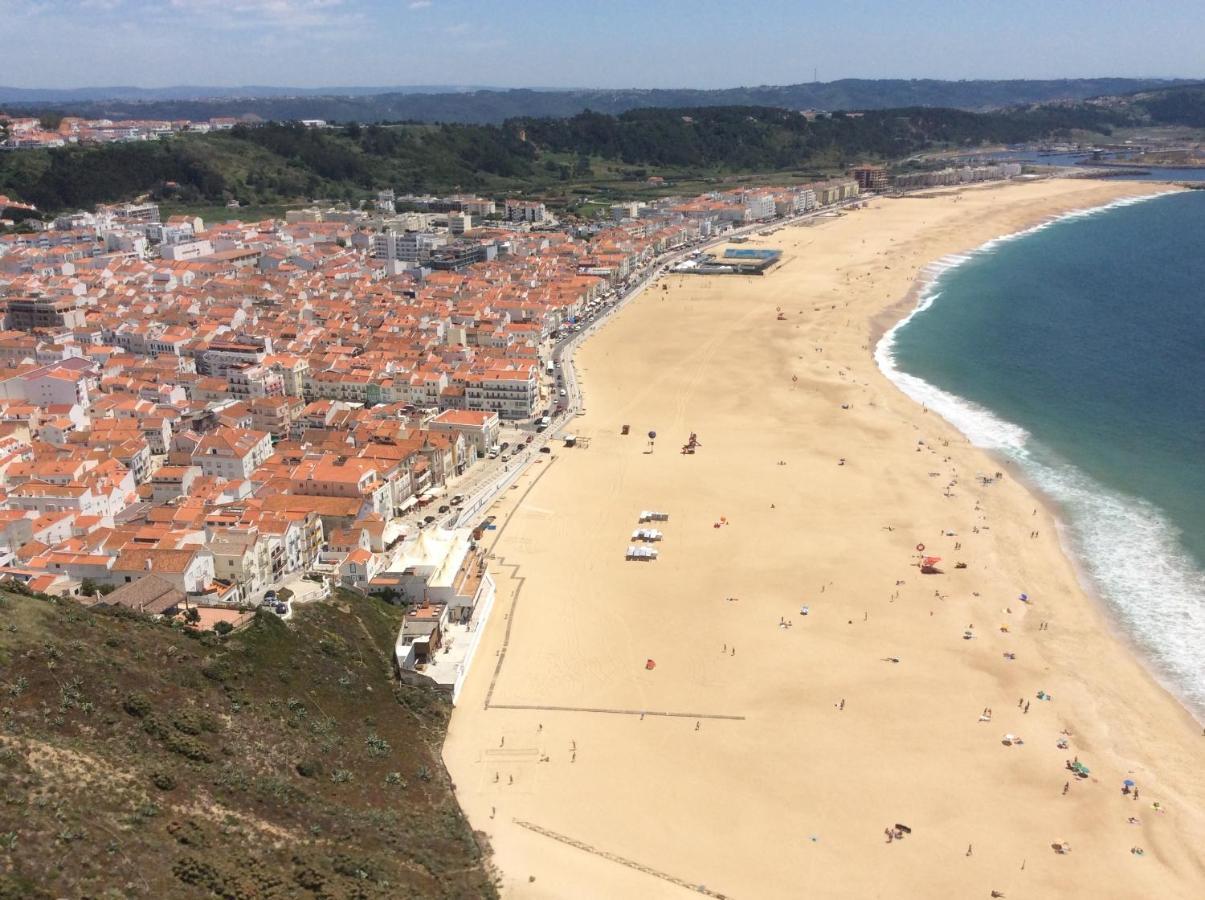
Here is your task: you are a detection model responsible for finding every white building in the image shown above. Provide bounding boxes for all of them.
[191,427,274,480]
[464,366,538,420]
[504,200,547,223]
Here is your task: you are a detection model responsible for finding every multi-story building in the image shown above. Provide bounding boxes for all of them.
[429,409,500,459]
[198,338,271,377]
[372,230,447,264]
[5,294,87,331]
[191,427,274,480]
[227,364,284,400]
[852,165,890,193]
[504,200,547,223]
[464,365,538,420]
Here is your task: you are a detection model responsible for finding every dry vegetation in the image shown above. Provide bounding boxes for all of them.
[0,588,496,899]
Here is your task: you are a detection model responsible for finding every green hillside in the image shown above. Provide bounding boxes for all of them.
[0,588,496,899]
[1,101,1139,217]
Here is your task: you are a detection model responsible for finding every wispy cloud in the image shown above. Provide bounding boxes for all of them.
[408,1,432,9]
[166,0,352,29]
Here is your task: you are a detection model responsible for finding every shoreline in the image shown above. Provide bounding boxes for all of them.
[445,177,1205,899]
[872,187,1203,726]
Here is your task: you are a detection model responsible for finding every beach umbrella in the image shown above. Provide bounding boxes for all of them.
[1019,593,1029,601]
[648,430,657,440]
[1123,779,1135,787]
[922,556,942,567]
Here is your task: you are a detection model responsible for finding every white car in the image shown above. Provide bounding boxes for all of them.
[559,389,567,397]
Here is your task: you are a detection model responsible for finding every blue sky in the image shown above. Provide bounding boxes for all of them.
[3,0,1202,89]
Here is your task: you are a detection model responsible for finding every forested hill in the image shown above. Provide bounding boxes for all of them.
[0,102,1134,215]
[3,77,1192,125]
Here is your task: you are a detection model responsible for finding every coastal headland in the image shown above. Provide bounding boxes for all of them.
[444,178,1205,899]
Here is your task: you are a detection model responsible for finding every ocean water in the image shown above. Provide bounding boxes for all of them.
[876,191,1205,718]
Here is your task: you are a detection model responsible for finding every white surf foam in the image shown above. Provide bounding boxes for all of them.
[874,191,1205,720]
[1024,452,1205,718]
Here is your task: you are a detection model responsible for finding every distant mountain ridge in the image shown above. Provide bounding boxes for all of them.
[0,84,492,103]
[2,78,1195,124]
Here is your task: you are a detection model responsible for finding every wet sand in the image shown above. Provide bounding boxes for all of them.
[444,178,1205,899]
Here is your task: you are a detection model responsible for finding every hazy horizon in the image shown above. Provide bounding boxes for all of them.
[2,0,1202,91]
[1,77,1201,95]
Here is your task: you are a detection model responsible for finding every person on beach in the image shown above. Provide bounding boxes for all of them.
[967,844,973,857]
[695,721,701,731]
[1024,701,1030,714]
[839,699,845,710]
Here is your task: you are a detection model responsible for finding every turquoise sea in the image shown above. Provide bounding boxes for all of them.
[876,190,1205,718]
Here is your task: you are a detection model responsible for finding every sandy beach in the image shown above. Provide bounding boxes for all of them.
[443,178,1205,899]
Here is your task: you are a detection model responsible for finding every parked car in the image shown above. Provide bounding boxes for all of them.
[438,504,450,513]
[264,590,277,603]
[423,515,436,524]
[539,446,552,454]
[274,604,288,615]
[450,494,464,505]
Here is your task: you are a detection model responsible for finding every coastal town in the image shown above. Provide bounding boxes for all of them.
[0,113,251,150]
[1,27,1204,896]
[0,171,886,693]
